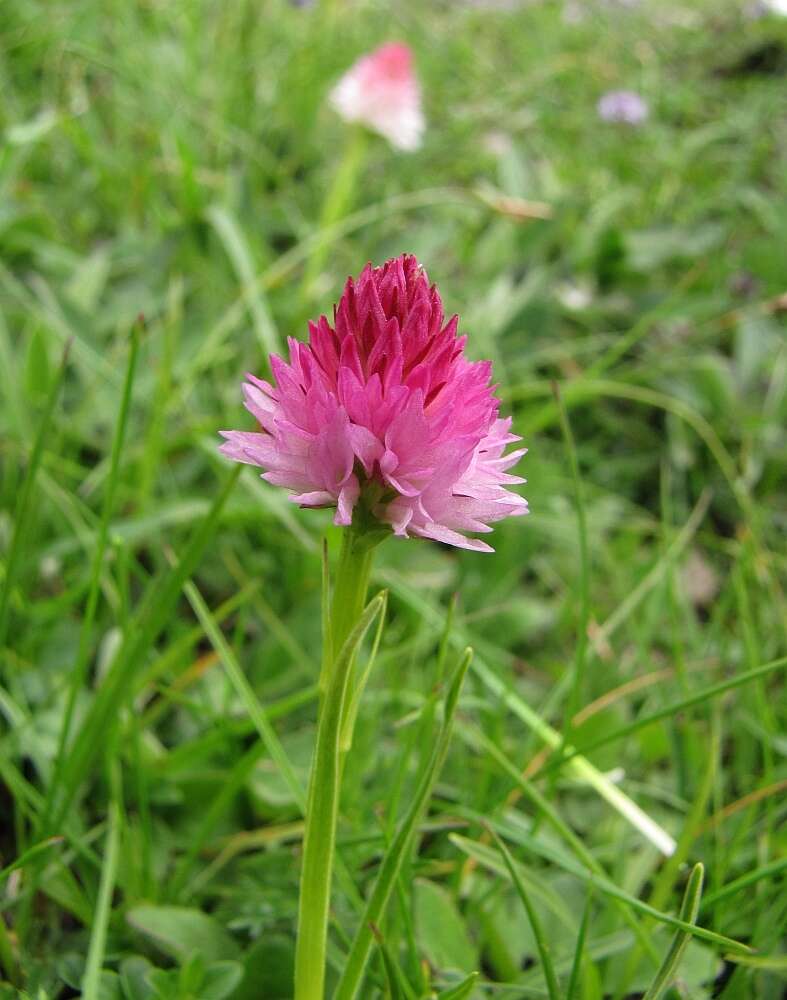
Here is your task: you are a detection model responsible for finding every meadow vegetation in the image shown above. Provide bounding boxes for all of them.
[1,0,786,997]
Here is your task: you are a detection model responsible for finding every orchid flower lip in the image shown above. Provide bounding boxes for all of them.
[220,254,528,551]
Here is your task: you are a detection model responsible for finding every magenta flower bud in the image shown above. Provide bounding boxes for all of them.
[220,255,527,551]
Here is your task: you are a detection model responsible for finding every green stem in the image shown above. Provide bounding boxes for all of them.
[294,526,376,1000]
[330,526,375,663]
[301,127,367,302]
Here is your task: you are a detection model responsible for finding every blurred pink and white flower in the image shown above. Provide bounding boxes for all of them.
[329,43,424,152]
[597,90,649,125]
[756,0,787,13]
[220,255,527,551]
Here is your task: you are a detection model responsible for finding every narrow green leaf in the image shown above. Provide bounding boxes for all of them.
[382,568,676,857]
[436,971,480,1000]
[81,792,122,1000]
[0,341,69,650]
[462,725,658,962]
[168,739,268,899]
[207,205,279,357]
[643,863,704,1000]
[451,835,746,955]
[183,577,306,814]
[724,953,787,971]
[566,885,594,1000]
[490,829,561,1000]
[0,837,63,885]
[435,591,458,687]
[340,590,388,752]
[41,327,139,835]
[36,854,95,926]
[553,381,590,744]
[371,924,417,1000]
[334,648,473,1000]
[50,466,241,829]
[701,857,787,911]
[301,127,367,299]
[544,654,787,773]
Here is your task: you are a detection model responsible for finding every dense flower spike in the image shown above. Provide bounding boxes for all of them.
[220,255,527,551]
[329,42,424,152]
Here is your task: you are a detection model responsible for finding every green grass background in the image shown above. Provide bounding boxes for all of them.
[1,0,786,997]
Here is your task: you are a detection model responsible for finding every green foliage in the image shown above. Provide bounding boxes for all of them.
[1,0,786,997]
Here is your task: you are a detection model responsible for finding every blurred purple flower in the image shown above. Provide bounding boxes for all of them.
[597,90,649,125]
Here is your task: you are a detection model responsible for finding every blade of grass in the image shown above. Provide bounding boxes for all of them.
[472,656,676,856]
[49,465,241,830]
[181,576,306,813]
[370,923,418,1000]
[436,971,480,999]
[301,127,367,300]
[515,266,704,436]
[512,379,746,517]
[40,326,139,835]
[0,264,115,384]
[450,833,747,954]
[80,767,122,1000]
[489,828,561,1000]
[701,778,787,833]
[462,725,659,964]
[539,654,787,775]
[649,715,718,914]
[0,915,16,986]
[380,567,677,857]
[207,205,280,358]
[643,863,704,1000]
[723,953,787,971]
[0,837,63,886]
[700,857,787,911]
[734,554,777,843]
[513,377,785,626]
[167,738,268,900]
[617,710,718,996]
[0,340,70,652]
[0,308,24,437]
[590,488,711,654]
[553,382,590,746]
[566,885,594,1000]
[334,648,473,1000]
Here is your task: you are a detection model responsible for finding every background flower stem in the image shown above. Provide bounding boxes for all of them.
[300,126,367,302]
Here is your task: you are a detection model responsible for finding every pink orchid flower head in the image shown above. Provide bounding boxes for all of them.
[220,255,528,552]
[329,42,425,152]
